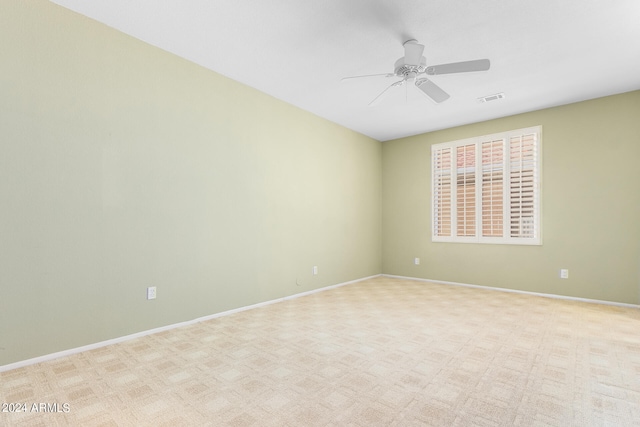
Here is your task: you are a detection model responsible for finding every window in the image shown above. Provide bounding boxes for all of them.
[432,126,541,245]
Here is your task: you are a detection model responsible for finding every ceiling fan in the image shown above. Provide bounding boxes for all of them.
[342,39,490,106]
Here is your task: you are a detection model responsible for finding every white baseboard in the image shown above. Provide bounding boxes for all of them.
[0,274,381,373]
[383,274,640,309]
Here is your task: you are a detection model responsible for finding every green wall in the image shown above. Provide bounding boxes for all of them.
[0,1,382,366]
[382,91,640,304]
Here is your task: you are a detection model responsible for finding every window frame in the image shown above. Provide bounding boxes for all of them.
[431,126,542,245]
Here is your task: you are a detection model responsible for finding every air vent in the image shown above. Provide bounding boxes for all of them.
[478,92,505,103]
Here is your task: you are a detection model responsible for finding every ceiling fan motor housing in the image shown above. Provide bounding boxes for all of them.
[394,56,427,78]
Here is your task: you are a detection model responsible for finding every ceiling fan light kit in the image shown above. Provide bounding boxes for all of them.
[343,39,491,106]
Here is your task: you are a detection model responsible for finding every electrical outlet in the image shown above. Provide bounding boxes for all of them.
[312,266,318,275]
[414,257,420,265]
[560,269,569,279]
[147,286,157,300]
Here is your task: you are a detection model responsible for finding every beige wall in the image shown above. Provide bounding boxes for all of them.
[0,1,382,366]
[382,90,640,304]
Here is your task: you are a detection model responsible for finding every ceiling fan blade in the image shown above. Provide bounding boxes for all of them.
[415,78,450,103]
[426,59,490,75]
[341,73,395,82]
[404,40,425,66]
[369,80,404,106]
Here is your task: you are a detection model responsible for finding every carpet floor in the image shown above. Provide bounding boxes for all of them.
[1,276,640,426]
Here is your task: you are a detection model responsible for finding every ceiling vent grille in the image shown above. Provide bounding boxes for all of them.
[478,92,505,103]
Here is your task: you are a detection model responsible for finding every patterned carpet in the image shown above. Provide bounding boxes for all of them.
[2,276,640,426]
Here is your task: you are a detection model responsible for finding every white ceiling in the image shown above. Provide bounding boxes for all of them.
[51,0,640,141]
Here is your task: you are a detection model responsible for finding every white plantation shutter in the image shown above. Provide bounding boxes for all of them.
[433,147,452,237]
[432,126,541,245]
[509,132,538,239]
[481,138,505,238]
[456,144,476,237]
